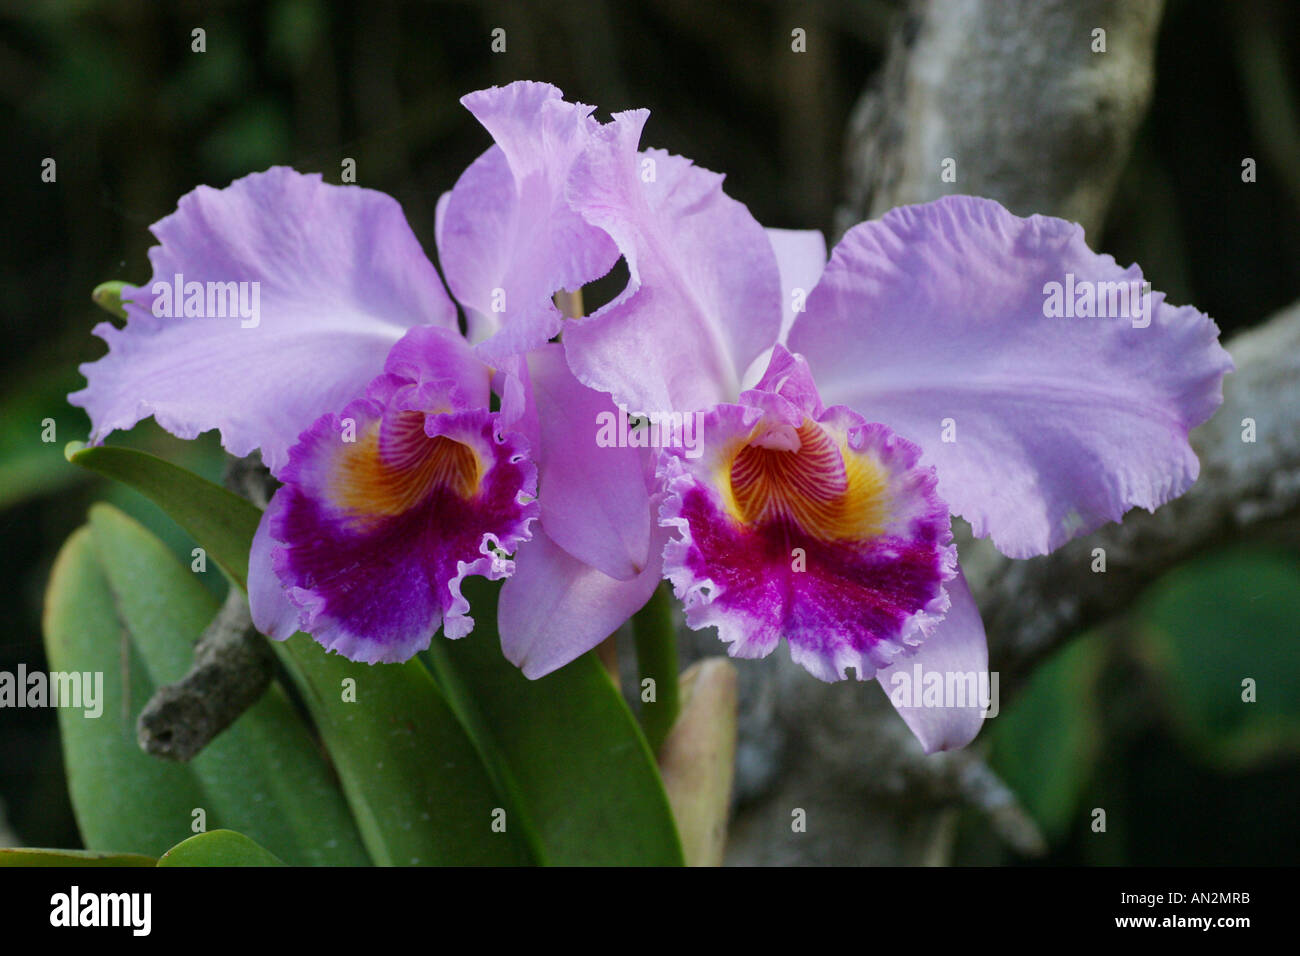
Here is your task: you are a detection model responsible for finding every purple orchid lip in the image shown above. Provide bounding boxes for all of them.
[249,326,538,663]
[659,351,957,684]
[728,416,884,543]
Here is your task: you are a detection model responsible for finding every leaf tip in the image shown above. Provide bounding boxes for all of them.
[91,281,130,320]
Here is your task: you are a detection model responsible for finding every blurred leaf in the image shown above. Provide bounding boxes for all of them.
[1136,547,1300,770]
[427,578,684,866]
[158,26,253,122]
[201,99,292,178]
[989,633,1106,842]
[43,507,369,864]
[1233,1,1300,216]
[29,35,130,130]
[157,830,285,867]
[269,0,327,72]
[0,366,90,510]
[0,848,155,867]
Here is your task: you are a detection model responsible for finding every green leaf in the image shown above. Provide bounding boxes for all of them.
[427,578,684,866]
[66,443,260,587]
[157,830,285,866]
[632,583,680,754]
[0,364,91,510]
[0,848,156,867]
[272,634,531,865]
[72,444,682,865]
[1135,547,1300,769]
[43,507,369,864]
[60,446,528,864]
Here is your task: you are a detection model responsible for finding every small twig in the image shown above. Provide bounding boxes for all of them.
[134,453,277,761]
[136,588,272,761]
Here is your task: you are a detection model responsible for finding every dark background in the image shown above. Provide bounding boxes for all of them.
[1,0,1297,864]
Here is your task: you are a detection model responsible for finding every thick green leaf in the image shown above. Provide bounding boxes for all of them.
[1135,547,1300,769]
[60,447,528,864]
[0,848,156,867]
[427,578,684,866]
[272,635,531,865]
[66,443,259,587]
[157,830,285,867]
[43,507,369,864]
[72,443,681,865]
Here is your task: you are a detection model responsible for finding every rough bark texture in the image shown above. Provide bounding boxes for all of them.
[715,0,1300,866]
[136,588,274,762]
[838,0,1164,240]
[134,454,276,761]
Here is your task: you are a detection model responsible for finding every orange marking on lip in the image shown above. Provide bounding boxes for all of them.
[332,411,483,521]
[727,419,888,542]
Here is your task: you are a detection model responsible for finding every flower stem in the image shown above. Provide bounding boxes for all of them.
[632,582,679,755]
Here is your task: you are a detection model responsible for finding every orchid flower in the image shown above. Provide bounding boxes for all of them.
[68,80,1233,758]
[554,109,1233,752]
[70,82,628,664]
[488,109,832,680]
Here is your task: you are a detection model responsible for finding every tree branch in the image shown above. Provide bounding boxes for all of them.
[136,587,272,761]
[134,454,276,761]
[838,0,1164,238]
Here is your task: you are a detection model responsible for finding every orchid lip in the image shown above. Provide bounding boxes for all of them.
[248,325,540,663]
[331,411,485,528]
[659,393,957,685]
[725,418,888,544]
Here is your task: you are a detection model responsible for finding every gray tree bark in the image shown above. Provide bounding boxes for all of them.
[839,0,1164,239]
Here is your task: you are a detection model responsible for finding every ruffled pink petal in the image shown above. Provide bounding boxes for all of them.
[254,329,537,662]
[436,82,619,362]
[790,195,1233,557]
[660,360,956,682]
[70,167,457,474]
[563,110,783,413]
